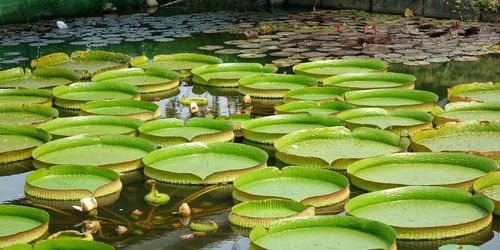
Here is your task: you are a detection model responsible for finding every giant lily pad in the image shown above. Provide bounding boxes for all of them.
[139,118,234,147]
[34,239,114,250]
[38,116,143,138]
[344,89,438,111]
[31,51,130,78]
[448,82,499,103]
[0,67,80,89]
[433,102,500,124]
[411,120,500,161]
[0,124,50,164]
[241,114,342,144]
[32,134,156,173]
[474,172,500,215]
[0,89,52,106]
[283,87,350,103]
[238,74,318,98]
[323,72,416,90]
[143,142,267,185]
[217,113,251,137]
[25,165,122,200]
[275,101,355,115]
[0,104,58,125]
[233,166,349,207]
[191,63,277,88]
[92,67,180,93]
[228,199,315,228]
[135,53,223,77]
[337,108,434,136]
[275,126,409,170]
[293,59,389,80]
[347,152,498,191]
[52,82,139,109]
[249,216,397,250]
[80,100,160,121]
[345,186,494,239]
[0,205,49,248]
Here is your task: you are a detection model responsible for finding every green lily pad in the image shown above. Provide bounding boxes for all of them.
[337,108,434,136]
[249,216,396,250]
[474,172,500,215]
[241,114,342,144]
[448,82,499,103]
[345,186,494,239]
[32,134,156,173]
[38,116,143,138]
[347,152,498,191]
[52,82,139,109]
[34,239,114,250]
[229,199,315,228]
[0,205,49,248]
[433,102,500,124]
[283,87,350,103]
[275,101,355,115]
[217,113,251,137]
[0,124,50,164]
[0,89,53,106]
[143,142,267,184]
[31,51,130,78]
[0,67,80,89]
[150,53,223,71]
[92,67,180,93]
[0,104,58,125]
[238,74,318,98]
[139,118,234,147]
[439,245,480,250]
[80,100,160,121]
[191,63,277,88]
[344,89,438,112]
[233,166,349,207]
[323,72,416,90]
[411,120,500,161]
[275,126,409,170]
[25,165,122,200]
[293,59,389,80]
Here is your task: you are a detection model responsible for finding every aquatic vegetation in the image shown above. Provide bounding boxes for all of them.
[0,89,53,106]
[0,124,50,164]
[191,63,277,87]
[433,102,500,124]
[190,221,218,233]
[238,74,318,98]
[0,67,80,89]
[144,180,170,206]
[344,89,439,112]
[293,59,389,80]
[180,96,208,106]
[473,172,500,215]
[275,101,355,115]
[80,100,160,121]
[323,72,416,90]
[0,103,58,125]
[448,82,499,103]
[0,205,49,248]
[135,53,223,78]
[34,239,115,249]
[283,86,350,103]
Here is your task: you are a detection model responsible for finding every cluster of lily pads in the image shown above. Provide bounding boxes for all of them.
[0,47,499,250]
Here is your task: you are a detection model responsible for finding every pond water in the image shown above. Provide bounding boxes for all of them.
[0,8,499,250]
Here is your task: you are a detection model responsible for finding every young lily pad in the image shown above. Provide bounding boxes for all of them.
[233,166,349,207]
[143,142,267,185]
[0,124,50,164]
[275,101,355,115]
[473,172,500,215]
[92,67,180,93]
[52,82,139,109]
[337,108,434,136]
[411,120,500,161]
[293,59,389,80]
[0,104,58,125]
[179,96,208,106]
[241,114,342,144]
[347,152,498,191]
[31,51,130,78]
[433,102,500,124]
[249,216,397,250]
[229,199,315,228]
[34,239,114,250]
[345,186,494,239]
[191,63,278,88]
[344,89,438,112]
[32,134,157,173]
[323,72,416,90]
[80,100,160,121]
[275,126,409,170]
[0,67,80,89]
[0,205,49,248]
[25,165,122,200]
[0,89,53,106]
[139,118,234,147]
[38,116,143,138]
[448,82,499,103]
[238,74,318,98]
[283,87,350,103]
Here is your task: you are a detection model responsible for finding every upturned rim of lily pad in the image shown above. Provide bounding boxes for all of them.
[92,67,180,93]
[323,72,416,90]
[473,172,500,215]
[80,100,160,121]
[448,82,499,103]
[0,103,58,125]
[293,58,389,80]
[238,74,318,99]
[283,86,351,103]
[150,53,223,72]
[432,101,500,124]
[0,67,80,89]
[344,88,439,112]
[191,63,278,88]
[0,124,50,164]
[0,205,50,249]
[34,238,115,250]
[0,88,53,106]
[143,142,268,185]
[275,101,356,115]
